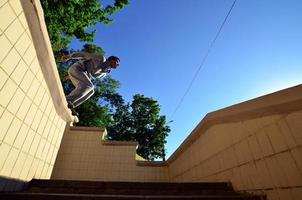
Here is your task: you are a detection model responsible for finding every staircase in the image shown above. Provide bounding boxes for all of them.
[0,179,265,199]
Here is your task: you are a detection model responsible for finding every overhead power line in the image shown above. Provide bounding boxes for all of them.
[170,0,237,120]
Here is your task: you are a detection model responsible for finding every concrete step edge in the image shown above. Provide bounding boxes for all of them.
[1,192,264,199]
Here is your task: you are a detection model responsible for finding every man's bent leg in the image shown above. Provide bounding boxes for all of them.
[73,88,95,108]
[66,85,94,105]
[66,64,93,107]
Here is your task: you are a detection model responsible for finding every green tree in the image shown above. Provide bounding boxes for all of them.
[57,48,170,160]
[82,43,106,55]
[41,0,129,51]
[55,44,170,160]
[108,95,170,161]
[46,0,170,161]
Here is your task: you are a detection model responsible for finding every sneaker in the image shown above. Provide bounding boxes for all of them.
[67,101,79,116]
[70,108,79,116]
[67,101,73,109]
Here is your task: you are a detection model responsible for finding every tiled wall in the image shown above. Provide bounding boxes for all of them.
[2,0,300,199]
[167,110,302,200]
[52,127,168,182]
[52,86,302,200]
[0,0,67,191]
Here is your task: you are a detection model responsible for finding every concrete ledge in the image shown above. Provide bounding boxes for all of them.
[167,84,302,163]
[69,126,138,147]
[70,126,106,132]
[136,161,167,167]
[102,140,139,147]
[207,84,302,123]
[20,0,76,123]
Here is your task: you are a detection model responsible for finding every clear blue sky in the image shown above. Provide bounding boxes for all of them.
[71,0,302,158]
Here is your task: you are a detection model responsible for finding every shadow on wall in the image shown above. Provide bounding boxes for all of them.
[0,176,28,192]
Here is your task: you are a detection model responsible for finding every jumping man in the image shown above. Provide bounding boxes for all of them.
[61,52,120,116]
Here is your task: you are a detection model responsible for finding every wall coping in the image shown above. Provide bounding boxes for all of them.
[20,0,77,123]
[167,84,302,163]
[136,161,167,167]
[69,126,106,132]
[102,140,139,147]
[69,126,139,147]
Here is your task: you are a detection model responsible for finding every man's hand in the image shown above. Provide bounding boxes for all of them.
[63,75,70,81]
[61,55,70,63]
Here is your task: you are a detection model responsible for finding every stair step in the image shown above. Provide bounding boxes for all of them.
[29,179,234,190]
[26,187,236,196]
[0,179,266,200]
[0,192,265,200]
[26,179,235,195]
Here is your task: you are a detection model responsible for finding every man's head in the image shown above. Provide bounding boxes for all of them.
[108,56,120,69]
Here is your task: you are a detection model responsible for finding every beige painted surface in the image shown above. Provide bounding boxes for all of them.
[0,0,73,191]
[20,0,76,123]
[52,85,302,200]
[167,85,302,200]
[1,0,301,199]
[52,126,168,182]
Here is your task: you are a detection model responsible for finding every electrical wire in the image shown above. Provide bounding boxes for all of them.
[169,0,237,120]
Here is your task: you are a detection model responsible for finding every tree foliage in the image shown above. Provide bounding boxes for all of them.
[58,49,170,160]
[107,95,170,160]
[49,1,171,160]
[41,0,129,51]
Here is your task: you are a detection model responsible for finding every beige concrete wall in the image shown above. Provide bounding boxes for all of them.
[167,85,302,200]
[2,0,299,199]
[52,85,302,200]
[52,126,168,182]
[0,0,74,191]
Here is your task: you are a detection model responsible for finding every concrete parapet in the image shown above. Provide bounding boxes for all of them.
[167,85,302,200]
[0,0,75,191]
[52,125,168,182]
